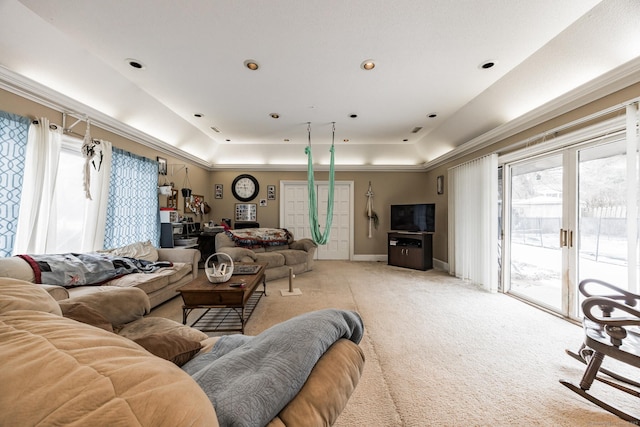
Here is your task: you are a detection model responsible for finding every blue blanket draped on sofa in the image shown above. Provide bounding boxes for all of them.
[181,309,364,427]
[17,253,172,287]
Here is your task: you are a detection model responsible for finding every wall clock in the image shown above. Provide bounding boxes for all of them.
[232,174,259,202]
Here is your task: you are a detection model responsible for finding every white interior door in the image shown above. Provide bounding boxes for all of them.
[280,181,352,260]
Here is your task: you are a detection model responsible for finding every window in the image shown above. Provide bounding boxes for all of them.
[50,137,88,253]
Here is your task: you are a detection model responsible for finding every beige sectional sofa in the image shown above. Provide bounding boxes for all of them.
[0,278,365,426]
[215,228,317,281]
[0,241,199,308]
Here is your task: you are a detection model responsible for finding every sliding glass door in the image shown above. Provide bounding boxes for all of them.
[507,154,565,312]
[577,141,637,291]
[504,135,639,318]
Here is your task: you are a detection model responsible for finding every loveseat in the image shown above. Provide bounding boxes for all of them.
[0,241,199,309]
[0,277,365,426]
[215,228,317,281]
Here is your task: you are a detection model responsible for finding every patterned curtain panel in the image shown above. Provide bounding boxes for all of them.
[104,147,159,249]
[0,112,30,257]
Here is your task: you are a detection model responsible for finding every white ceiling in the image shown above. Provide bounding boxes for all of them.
[1,0,640,170]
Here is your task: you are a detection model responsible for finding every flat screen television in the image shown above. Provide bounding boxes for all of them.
[390,203,435,233]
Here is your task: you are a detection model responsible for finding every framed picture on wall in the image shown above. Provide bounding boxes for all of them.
[235,203,257,221]
[437,175,444,195]
[267,185,276,200]
[215,184,223,199]
[157,157,167,175]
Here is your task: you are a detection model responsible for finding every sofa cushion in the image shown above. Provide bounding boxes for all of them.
[64,286,150,326]
[254,251,286,268]
[0,278,62,316]
[0,310,219,427]
[279,249,310,266]
[0,256,35,282]
[104,262,190,293]
[265,244,290,252]
[117,316,209,343]
[42,284,70,301]
[134,333,203,366]
[59,301,114,332]
[271,339,365,427]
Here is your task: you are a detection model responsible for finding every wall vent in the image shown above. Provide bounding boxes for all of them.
[411,127,423,134]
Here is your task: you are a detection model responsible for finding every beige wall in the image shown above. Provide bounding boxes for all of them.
[426,81,640,265]
[7,80,638,263]
[1,88,435,257]
[1,87,215,224]
[209,170,432,256]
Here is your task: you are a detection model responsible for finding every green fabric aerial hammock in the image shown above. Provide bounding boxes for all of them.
[304,122,335,245]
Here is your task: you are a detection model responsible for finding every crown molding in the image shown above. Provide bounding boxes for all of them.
[211,163,426,172]
[0,65,213,170]
[423,56,640,171]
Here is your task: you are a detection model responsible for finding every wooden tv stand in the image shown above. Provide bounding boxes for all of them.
[388,232,433,271]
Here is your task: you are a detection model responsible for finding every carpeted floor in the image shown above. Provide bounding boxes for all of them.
[150,261,636,426]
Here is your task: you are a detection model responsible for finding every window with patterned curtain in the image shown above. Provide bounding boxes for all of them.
[103,147,159,249]
[0,111,31,257]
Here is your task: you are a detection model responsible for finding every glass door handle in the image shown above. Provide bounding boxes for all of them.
[560,229,567,247]
[559,229,574,247]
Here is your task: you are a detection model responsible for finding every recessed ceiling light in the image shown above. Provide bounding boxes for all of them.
[225,139,231,142]
[360,60,375,70]
[403,139,409,142]
[343,139,350,143]
[194,113,204,118]
[270,113,280,119]
[126,58,146,70]
[479,60,496,69]
[284,138,290,142]
[427,113,437,118]
[349,114,358,119]
[244,60,260,70]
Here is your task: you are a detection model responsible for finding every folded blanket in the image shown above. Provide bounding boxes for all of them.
[181,309,364,427]
[17,253,173,287]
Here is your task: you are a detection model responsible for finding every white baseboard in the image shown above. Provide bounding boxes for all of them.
[351,254,388,262]
[349,255,449,272]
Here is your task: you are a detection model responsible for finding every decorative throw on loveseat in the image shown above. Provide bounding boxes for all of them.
[225,228,293,248]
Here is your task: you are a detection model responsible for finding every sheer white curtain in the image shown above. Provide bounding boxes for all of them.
[81,139,112,251]
[448,153,499,292]
[13,118,62,254]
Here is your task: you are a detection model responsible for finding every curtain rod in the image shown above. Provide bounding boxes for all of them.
[506,96,640,153]
[31,119,59,130]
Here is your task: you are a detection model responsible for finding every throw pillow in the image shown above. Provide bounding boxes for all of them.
[59,302,113,332]
[106,240,159,262]
[134,333,202,366]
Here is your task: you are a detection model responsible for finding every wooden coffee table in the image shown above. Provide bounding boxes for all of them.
[177,263,267,334]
